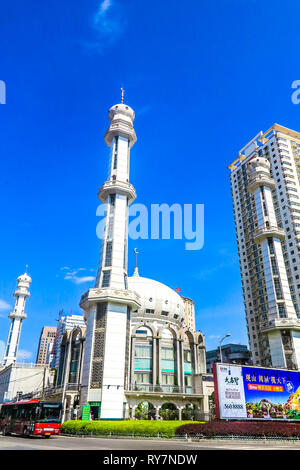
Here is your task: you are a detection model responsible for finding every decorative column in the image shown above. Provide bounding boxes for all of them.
[155,405,160,420]
[152,336,157,389]
[179,340,185,391]
[157,336,162,387]
[2,271,31,367]
[130,335,136,389]
[175,339,181,390]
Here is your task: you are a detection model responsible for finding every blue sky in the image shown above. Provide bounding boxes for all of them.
[0,0,300,362]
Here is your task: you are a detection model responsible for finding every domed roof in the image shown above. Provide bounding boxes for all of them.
[17,272,32,283]
[128,275,185,325]
[108,103,135,122]
[248,156,270,169]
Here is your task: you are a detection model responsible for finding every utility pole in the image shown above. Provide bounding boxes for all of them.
[41,366,46,400]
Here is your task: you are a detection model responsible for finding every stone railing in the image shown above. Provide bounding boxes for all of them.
[125,384,202,395]
[253,226,285,243]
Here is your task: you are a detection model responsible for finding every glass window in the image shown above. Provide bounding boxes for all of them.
[184,375,192,386]
[184,350,192,362]
[102,270,111,287]
[105,241,113,267]
[162,373,175,385]
[134,372,151,384]
[135,345,152,358]
[161,347,174,360]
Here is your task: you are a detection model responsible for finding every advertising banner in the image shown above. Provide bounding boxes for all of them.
[214,364,247,419]
[214,363,300,420]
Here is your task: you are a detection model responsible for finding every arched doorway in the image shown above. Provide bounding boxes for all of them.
[134,401,155,420]
[182,403,197,420]
[159,402,179,420]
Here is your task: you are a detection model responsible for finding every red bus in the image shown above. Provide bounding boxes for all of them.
[0,400,62,438]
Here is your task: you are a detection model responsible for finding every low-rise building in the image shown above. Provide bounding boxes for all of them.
[206,343,251,373]
[0,363,54,403]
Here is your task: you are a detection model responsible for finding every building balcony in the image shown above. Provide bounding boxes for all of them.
[253,226,285,243]
[80,287,141,310]
[260,318,300,333]
[248,175,275,193]
[125,384,202,397]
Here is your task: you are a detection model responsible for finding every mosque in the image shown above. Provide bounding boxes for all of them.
[1,93,214,420]
[54,93,213,421]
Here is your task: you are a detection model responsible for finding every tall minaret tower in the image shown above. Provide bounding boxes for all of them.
[2,270,32,367]
[80,92,141,419]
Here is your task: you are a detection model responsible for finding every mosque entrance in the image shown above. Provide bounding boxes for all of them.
[159,402,179,420]
[134,401,155,420]
[182,403,197,420]
[89,402,101,420]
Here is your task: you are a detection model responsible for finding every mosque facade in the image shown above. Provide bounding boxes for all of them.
[55,96,213,421]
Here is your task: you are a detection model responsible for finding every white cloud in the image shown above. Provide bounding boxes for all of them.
[0,299,10,310]
[17,349,32,361]
[64,275,95,285]
[59,267,95,284]
[0,299,11,317]
[98,0,112,16]
[82,0,125,54]
[0,340,5,360]
[62,267,95,285]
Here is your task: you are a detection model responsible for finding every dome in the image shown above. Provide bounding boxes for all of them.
[248,156,270,170]
[108,103,135,123]
[17,272,32,283]
[128,275,185,326]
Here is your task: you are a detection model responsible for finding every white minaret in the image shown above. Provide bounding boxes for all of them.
[80,91,141,419]
[2,270,32,367]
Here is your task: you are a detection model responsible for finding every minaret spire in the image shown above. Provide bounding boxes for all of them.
[120,87,125,104]
[133,248,140,277]
[2,271,32,367]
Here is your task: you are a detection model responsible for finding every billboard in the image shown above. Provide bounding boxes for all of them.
[214,363,300,420]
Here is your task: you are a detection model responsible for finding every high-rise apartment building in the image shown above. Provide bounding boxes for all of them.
[229,124,300,370]
[182,296,196,331]
[36,326,57,365]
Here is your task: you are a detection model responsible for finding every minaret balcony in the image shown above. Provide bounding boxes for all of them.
[253,225,285,243]
[98,180,137,204]
[104,119,137,147]
[9,311,26,320]
[248,175,275,193]
[14,289,30,298]
[80,287,141,311]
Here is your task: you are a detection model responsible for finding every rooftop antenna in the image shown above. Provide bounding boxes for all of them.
[121,87,125,104]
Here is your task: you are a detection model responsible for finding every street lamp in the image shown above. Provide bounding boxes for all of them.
[218,334,231,363]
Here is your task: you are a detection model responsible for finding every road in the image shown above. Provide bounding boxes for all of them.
[0,434,300,450]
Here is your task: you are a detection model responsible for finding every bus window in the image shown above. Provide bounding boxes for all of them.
[40,404,61,422]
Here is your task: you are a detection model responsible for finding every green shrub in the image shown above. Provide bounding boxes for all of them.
[176,420,300,438]
[62,420,203,438]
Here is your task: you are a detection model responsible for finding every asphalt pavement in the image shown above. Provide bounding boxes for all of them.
[1,434,300,450]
